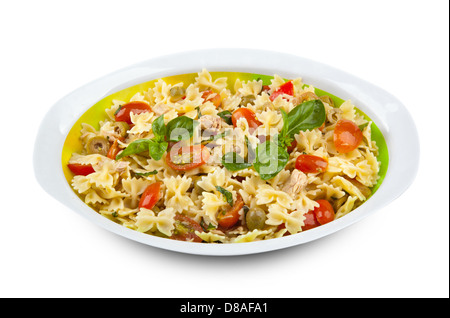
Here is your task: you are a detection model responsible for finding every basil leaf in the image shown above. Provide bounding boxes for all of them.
[215,186,234,206]
[217,111,233,125]
[254,141,289,180]
[245,136,256,164]
[135,170,158,177]
[222,152,253,171]
[287,100,326,137]
[148,140,168,161]
[151,114,166,139]
[166,116,198,142]
[115,139,152,160]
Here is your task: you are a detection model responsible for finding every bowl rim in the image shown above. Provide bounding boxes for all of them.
[33,48,420,256]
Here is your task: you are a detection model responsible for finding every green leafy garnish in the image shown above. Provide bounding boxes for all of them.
[116,114,197,160]
[285,100,326,137]
[215,186,234,206]
[116,139,153,160]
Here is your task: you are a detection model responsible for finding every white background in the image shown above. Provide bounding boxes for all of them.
[0,0,448,298]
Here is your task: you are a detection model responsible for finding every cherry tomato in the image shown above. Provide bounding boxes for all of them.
[313,200,335,225]
[170,214,203,242]
[301,211,321,231]
[217,194,244,229]
[231,108,262,131]
[201,90,221,107]
[114,101,151,125]
[67,163,95,176]
[295,154,328,173]
[138,182,161,210]
[333,119,363,153]
[107,139,121,160]
[269,81,294,101]
[166,144,210,171]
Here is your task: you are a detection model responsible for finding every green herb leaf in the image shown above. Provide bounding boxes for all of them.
[151,114,166,139]
[113,105,123,116]
[196,106,202,118]
[215,186,234,206]
[286,100,326,137]
[115,139,152,160]
[148,140,168,161]
[253,140,289,180]
[245,136,256,164]
[221,152,253,171]
[166,116,198,142]
[217,111,233,125]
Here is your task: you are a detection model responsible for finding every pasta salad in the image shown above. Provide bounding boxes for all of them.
[67,70,381,243]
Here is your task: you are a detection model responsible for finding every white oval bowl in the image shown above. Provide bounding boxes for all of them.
[33,49,419,256]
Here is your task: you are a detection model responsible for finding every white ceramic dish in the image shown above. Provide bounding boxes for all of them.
[33,49,419,256]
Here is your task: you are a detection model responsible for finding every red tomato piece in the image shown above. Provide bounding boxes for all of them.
[333,119,363,153]
[170,214,203,242]
[286,139,298,153]
[231,108,262,131]
[313,200,335,225]
[201,90,221,107]
[166,144,210,171]
[301,211,321,231]
[295,154,328,173]
[217,194,244,229]
[107,139,121,160]
[114,101,151,125]
[138,182,162,210]
[67,163,95,176]
[269,81,294,101]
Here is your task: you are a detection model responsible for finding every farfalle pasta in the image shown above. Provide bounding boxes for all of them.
[64,69,386,243]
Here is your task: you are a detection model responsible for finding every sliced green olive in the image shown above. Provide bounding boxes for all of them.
[87,136,110,156]
[245,208,266,231]
[170,86,186,101]
[240,95,256,106]
[319,95,335,107]
[112,121,129,138]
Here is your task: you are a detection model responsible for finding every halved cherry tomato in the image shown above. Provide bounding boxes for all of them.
[269,81,294,101]
[301,211,321,231]
[166,144,210,171]
[295,154,328,173]
[170,214,203,242]
[313,200,335,225]
[217,194,244,229]
[231,108,262,131]
[201,90,221,107]
[67,163,95,176]
[138,182,161,210]
[333,119,363,153]
[107,139,121,160]
[114,101,151,125]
